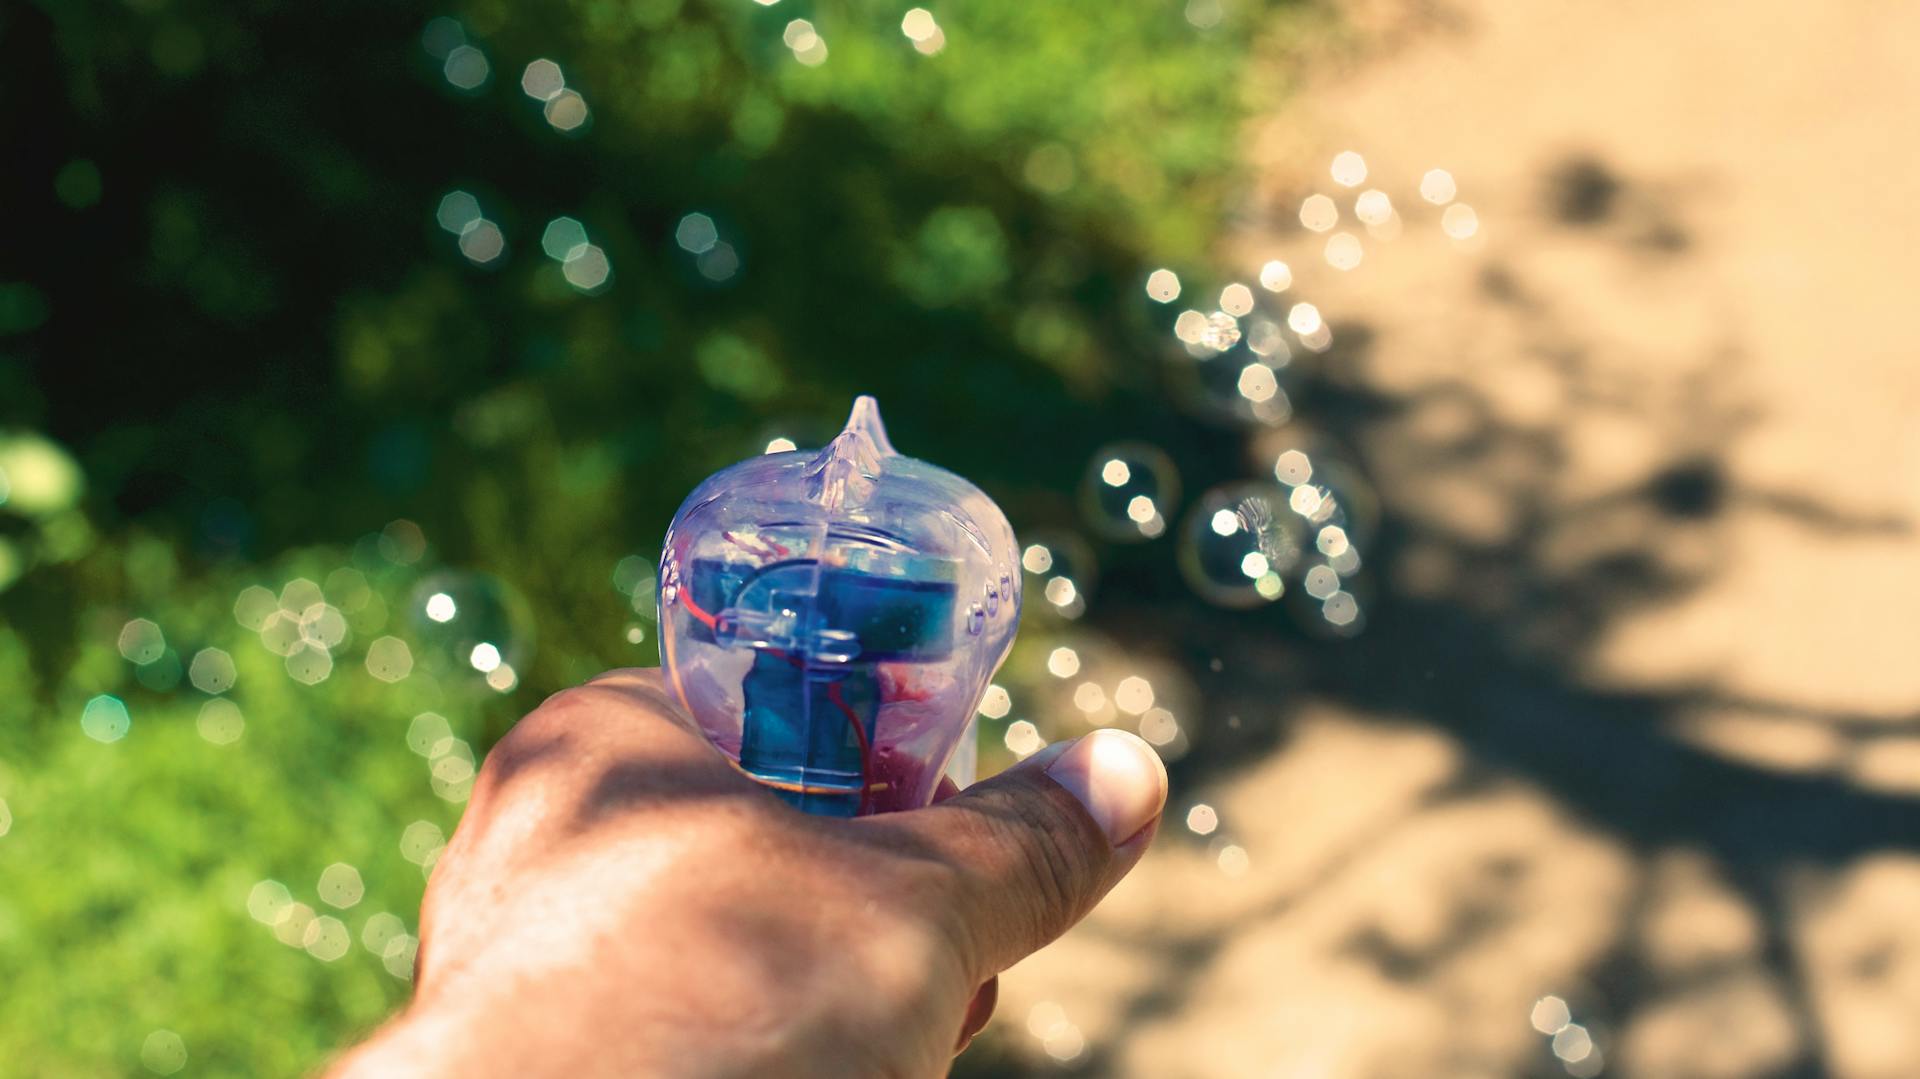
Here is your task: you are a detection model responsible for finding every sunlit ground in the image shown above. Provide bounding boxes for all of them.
[984,1,1920,1075]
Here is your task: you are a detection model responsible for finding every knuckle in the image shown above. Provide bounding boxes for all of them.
[998,790,1098,928]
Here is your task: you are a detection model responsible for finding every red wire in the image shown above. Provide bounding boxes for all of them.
[676,582,874,812]
[827,679,873,816]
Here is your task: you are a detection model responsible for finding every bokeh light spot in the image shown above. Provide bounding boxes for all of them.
[424,592,457,623]
[197,699,245,745]
[544,89,590,132]
[365,636,414,682]
[520,59,565,102]
[1330,150,1368,187]
[140,1030,188,1075]
[303,915,351,961]
[675,213,718,255]
[1004,719,1044,757]
[436,191,482,235]
[442,45,489,90]
[563,244,612,291]
[1047,646,1081,678]
[188,647,235,694]
[118,618,165,665]
[400,820,446,865]
[458,220,505,265]
[1186,803,1218,835]
[81,694,131,743]
[540,217,589,261]
[978,684,1012,719]
[1442,202,1480,239]
[1324,231,1363,270]
[317,863,365,910]
[1299,194,1339,232]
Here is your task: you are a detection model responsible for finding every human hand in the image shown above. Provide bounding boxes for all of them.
[330,668,1166,1078]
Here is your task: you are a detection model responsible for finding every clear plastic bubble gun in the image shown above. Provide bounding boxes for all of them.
[658,397,1021,816]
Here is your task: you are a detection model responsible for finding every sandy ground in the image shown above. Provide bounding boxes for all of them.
[980,1,1920,1075]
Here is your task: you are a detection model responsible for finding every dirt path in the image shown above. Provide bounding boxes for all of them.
[988,2,1920,1075]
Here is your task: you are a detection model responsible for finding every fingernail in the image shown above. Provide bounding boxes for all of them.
[1044,729,1168,845]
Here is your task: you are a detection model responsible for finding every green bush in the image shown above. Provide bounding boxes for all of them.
[2,0,1297,1071]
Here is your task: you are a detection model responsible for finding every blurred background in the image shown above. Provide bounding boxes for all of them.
[5,0,1918,1074]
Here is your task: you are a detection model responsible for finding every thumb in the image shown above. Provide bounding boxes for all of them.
[878,729,1168,982]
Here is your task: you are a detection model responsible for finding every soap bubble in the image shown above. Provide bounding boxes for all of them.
[408,572,532,684]
[1178,483,1304,608]
[1268,435,1380,552]
[1268,435,1378,637]
[1080,443,1179,541]
[1164,279,1298,426]
[1019,531,1097,618]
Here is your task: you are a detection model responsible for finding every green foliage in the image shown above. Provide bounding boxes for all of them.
[2,0,1290,1072]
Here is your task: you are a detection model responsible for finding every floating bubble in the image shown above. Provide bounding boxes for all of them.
[1080,443,1179,541]
[362,912,407,955]
[1245,318,1289,361]
[1286,302,1322,336]
[304,915,351,961]
[272,901,314,947]
[1217,843,1250,876]
[1047,646,1082,678]
[1019,531,1096,618]
[247,880,292,924]
[141,1030,188,1075]
[1186,803,1218,835]
[977,684,1012,719]
[1324,231,1363,270]
[81,694,131,743]
[1442,202,1480,239]
[675,213,718,255]
[285,643,334,685]
[1354,191,1391,227]
[1268,435,1379,550]
[562,244,612,291]
[1004,719,1045,757]
[1219,283,1255,317]
[520,59,565,102]
[1178,484,1304,608]
[399,820,445,865]
[1330,151,1368,188]
[1113,675,1155,715]
[1531,995,1572,1035]
[197,699,245,744]
[1174,336,1292,427]
[544,89,589,132]
[1420,168,1458,205]
[1201,311,1240,351]
[365,636,414,682]
[435,191,481,235]
[458,220,505,264]
[317,863,365,909]
[406,712,452,757]
[1299,194,1339,232]
[118,619,165,665]
[383,934,419,980]
[1173,309,1208,345]
[540,216,589,261]
[408,572,531,684]
[442,45,490,91]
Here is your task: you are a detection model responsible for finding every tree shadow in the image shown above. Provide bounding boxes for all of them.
[969,154,1915,1076]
